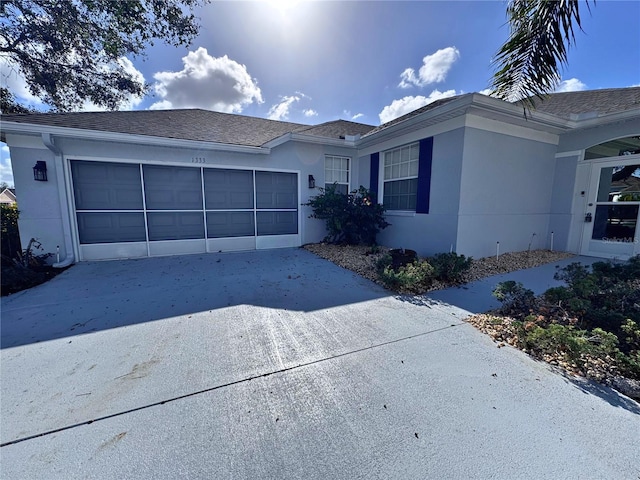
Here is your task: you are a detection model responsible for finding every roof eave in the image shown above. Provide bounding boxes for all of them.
[263,132,359,149]
[360,95,474,142]
[566,107,640,130]
[0,122,272,155]
[358,94,575,148]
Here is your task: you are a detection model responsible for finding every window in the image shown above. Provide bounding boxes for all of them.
[383,143,419,210]
[325,155,350,194]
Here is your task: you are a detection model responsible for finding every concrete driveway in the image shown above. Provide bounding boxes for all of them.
[1,248,638,479]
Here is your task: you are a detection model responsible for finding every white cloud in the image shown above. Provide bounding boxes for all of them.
[267,95,300,120]
[0,58,44,108]
[555,78,587,93]
[0,144,14,187]
[478,88,494,96]
[150,47,263,112]
[378,89,458,124]
[399,47,460,88]
[303,109,318,117]
[343,110,365,121]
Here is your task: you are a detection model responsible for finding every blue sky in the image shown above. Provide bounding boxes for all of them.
[2,0,640,186]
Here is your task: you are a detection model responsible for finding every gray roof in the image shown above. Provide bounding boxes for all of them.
[363,87,640,139]
[0,109,374,147]
[521,87,640,119]
[296,120,376,138]
[363,95,467,137]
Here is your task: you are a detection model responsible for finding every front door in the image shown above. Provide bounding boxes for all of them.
[581,159,640,259]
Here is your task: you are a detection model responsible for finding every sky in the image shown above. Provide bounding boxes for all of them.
[2,0,640,187]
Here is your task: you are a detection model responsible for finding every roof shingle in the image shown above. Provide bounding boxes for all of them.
[0,109,371,147]
[520,87,640,119]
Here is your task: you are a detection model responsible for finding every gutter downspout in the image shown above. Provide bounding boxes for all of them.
[42,133,75,268]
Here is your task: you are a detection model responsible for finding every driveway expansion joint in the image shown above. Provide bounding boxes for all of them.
[1,322,463,448]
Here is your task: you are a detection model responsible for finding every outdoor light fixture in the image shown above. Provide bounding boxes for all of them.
[308,174,316,189]
[33,161,48,181]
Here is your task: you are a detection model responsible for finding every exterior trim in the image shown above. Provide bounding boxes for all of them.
[370,152,379,199]
[416,137,433,214]
[555,150,583,158]
[2,122,271,155]
[464,114,559,145]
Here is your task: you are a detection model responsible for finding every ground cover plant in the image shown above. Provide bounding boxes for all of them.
[470,257,640,400]
[375,251,473,294]
[304,243,573,294]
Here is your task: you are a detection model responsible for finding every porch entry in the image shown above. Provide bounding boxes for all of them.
[581,159,640,259]
[70,160,300,261]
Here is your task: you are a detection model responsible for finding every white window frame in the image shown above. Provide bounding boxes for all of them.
[324,155,350,193]
[382,142,419,211]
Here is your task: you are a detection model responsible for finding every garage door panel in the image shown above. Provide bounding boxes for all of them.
[76,212,146,244]
[255,171,297,209]
[257,211,297,236]
[147,212,204,241]
[72,161,143,210]
[206,191,253,210]
[206,211,255,238]
[204,169,254,209]
[145,189,203,210]
[144,165,203,210]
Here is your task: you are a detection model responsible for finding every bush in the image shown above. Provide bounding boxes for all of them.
[378,258,435,294]
[1,203,21,259]
[305,184,389,245]
[493,280,537,315]
[514,321,640,379]
[429,252,472,283]
[552,258,640,334]
[491,258,640,381]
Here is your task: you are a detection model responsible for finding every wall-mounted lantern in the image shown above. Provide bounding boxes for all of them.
[33,161,48,181]
[308,174,316,189]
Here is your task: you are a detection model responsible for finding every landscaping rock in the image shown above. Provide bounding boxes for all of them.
[303,243,573,292]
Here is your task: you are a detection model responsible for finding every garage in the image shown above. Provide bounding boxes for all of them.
[70,160,299,260]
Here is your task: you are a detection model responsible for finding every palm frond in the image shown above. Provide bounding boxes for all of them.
[491,0,591,109]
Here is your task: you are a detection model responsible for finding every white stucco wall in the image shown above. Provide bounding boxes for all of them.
[456,127,558,258]
[5,134,68,261]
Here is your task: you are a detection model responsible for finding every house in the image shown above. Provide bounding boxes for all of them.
[1,87,639,266]
[0,187,16,205]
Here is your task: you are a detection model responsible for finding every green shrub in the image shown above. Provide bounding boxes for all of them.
[1,203,21,259]
[305,184,389,245]
[375,254,393,274]
[515,322,639,379]
[493,280,537,315]
[429,252,473,283]
[492,258,640,380]
[620,319,640,353]
[378,259,435,293]
[551,258,640,333]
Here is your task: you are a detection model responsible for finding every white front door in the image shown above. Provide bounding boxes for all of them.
[581,158,640,259]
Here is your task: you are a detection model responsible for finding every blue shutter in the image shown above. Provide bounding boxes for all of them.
[370,152,379,200]
[416,137,433,214]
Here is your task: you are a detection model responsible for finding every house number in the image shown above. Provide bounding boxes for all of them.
[191,157,206,163]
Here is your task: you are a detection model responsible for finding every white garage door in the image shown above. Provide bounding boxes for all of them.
[71,161,299,260]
